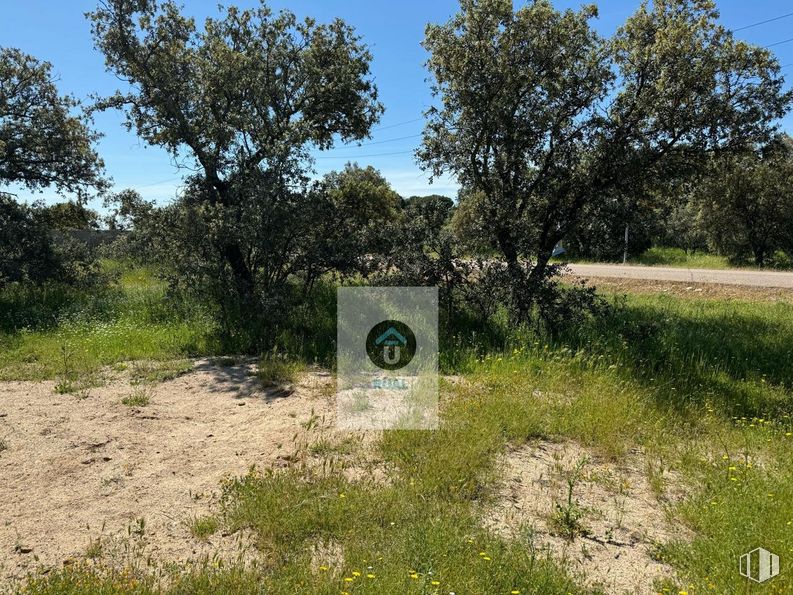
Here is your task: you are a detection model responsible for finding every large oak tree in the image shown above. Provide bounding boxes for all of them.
[89,0,383,320]
[418,0,792,318]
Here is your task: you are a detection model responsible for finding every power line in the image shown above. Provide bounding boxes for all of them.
[315,149,414,160]
[338,133,421,148]
[133,176,183,189]
[371,117,423,132]
[765,37,793,49]
[733,11,793,32]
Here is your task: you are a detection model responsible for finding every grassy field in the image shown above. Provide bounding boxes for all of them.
[632,247,732,269]
[5,266,793,593]
[0,263,214,381]
[554,246,793,270]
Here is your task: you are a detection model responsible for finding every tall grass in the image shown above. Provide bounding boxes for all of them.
[9,263,793,592]
[0,263,216,380]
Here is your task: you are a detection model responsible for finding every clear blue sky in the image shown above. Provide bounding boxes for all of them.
[2,0,793,210]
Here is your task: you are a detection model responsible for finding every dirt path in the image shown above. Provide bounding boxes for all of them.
[485,441,689,595]
[0,359,333,582]
[567,263,793,288]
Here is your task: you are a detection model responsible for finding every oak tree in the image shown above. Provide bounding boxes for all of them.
[89,0,382,321]
[418,0,791,319]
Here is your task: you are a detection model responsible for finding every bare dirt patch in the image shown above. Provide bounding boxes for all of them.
[0,359,337,582]
[484,440,690,594]
[586,276,793,302]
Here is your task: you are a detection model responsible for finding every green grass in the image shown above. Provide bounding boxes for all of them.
[257,354,306,386]
[128,359,193,384]
[0,263,215,381]
[555,246,793,270]
[551,246,730,268]
[121,386,151,407]
[31,298,793,591]
[188,515,219,541]
[10,264,793,592]
[632,246,731,269]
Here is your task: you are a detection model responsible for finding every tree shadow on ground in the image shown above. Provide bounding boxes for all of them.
[192,358,302,402]
[580,302,793,418]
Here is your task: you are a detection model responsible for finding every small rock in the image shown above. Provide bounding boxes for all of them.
[237,402,246,406]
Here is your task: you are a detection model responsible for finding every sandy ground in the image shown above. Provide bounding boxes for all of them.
[0,358,695,591]
[567,263,793,289]
[0,359,335,583]
[484,441,689,595]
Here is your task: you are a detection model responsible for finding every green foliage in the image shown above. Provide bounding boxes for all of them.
[0,194,62,286]
[43,201,99,230]
[0,195,103,288]
[418,0,792,320]
[89,0,383,349]
[11,269,793,592]
[375,193,466,320]
[633,247,729,269]
[0,262,214,380]
[300,163,403,286]
[0,47,106,199]
[695,136,793,267]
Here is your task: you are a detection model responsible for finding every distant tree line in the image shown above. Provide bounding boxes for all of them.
[1,0,792,348]
[567,134,793,267]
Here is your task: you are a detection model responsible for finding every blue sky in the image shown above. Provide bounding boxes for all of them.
[2,0,793,210]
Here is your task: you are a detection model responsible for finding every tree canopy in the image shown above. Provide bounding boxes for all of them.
[696,135,793,266]
[418,0,792,317]
[89,0,384,344]
[0,47,106,200]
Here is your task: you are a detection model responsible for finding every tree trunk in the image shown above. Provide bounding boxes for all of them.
[528,249,552,289]
[223,243,255,304]
[753,245,766,268]
[496,228,532,321]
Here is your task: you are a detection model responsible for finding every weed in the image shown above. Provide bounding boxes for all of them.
[551,457,589,540]
[348,390,370,412]
[121,385,151,407]
[85,537,103,560]
[130,359,192,385]
[188,515,219,541]
[309,436,357,457]
[128,517,145,538]
[257,354,304,386]
[301,409,321,431]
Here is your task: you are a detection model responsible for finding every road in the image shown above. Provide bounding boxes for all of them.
[566,263,793,289]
